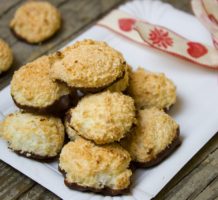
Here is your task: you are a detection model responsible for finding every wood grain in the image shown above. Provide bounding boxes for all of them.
[18,185,59,200]
[0,0,217,200]
[0,162,34,200]
[0,0,23,18]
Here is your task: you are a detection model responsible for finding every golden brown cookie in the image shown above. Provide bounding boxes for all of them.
[0,38,13,74]
[2,111,65,160]
[64,114,80,141]
[128,68,176,110]
[107,64,129,92]
[121,108,180,167]
[10,1,61,44]
[67,91,136,144]
[50,39,126,92]
[59,138,132,195]
[11,56,73,114]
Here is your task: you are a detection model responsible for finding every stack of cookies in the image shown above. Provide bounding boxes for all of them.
[0,39,181,195]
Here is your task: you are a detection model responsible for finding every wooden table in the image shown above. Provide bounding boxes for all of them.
[0,0,217,199]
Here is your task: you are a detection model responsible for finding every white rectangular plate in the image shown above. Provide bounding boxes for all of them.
[0,0,218,200]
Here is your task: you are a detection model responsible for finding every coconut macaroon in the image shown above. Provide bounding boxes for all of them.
[0,39,13,74]
[10,1,61,44]
[11,56,73,114]
[107,64,129,92]
[64,115,80,141]
[67,91,136,144]
[128,68,176,110]
[59,138,132,195]
[50,39,127,93]
[121,108,180,167]
[1,112,65,160]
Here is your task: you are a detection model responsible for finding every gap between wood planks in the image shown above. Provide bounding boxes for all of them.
[0,0,23,18]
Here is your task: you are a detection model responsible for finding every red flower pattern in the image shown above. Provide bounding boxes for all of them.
[149,28,173,49]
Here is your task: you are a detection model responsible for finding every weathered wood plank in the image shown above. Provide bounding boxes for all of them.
[0,0,22,18]
[0,162,35,200]
[18,185,59,200]
[194,177,218,200]
[167,149,217,200]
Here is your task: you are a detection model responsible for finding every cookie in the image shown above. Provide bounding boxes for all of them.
[59,138,132,195]
[11,56,73,114]
[64,113,80,141]
[10,1,61,44]
[107,64,129,92]
[50,39,126,92]
[127,68,176,110]
[0,38,13,74]
[121,108,180,167]
[1,111,65,160]
[67,91,136,144]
